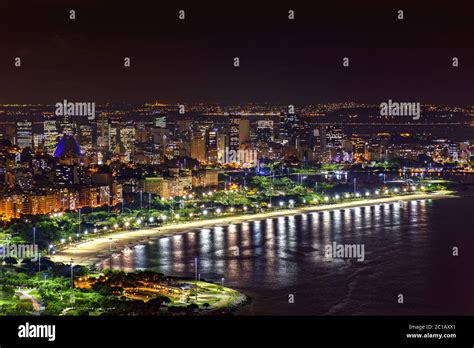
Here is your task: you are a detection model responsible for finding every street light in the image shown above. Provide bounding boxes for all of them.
[149,216,154,223]
[324,196,329,202]
[70,259,74,288]
[216,208,222,214]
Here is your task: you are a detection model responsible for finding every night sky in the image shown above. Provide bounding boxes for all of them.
[0,1,473,104]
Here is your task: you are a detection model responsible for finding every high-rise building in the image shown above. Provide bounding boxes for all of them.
[155,114,167,129]
[326,125,344,148]
[58,114,75,136]
[256,120,274,143]
[108,115,123,153]
[97,113,109,151]
[120,123,136,160]
[239,119,250,144]
[228,117,241,152]
[54,165,79,187]
[78,124,93,151]
[33,133,44,150]
[206,128,219,162]
[190,135,206,162]
[16,121,33,148]
[44,120,59,155]
[279,113,300,143]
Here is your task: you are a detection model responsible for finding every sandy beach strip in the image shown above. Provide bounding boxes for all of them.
[50,191,456,265]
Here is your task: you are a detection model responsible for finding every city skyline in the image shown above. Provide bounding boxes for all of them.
[1,2,474,345]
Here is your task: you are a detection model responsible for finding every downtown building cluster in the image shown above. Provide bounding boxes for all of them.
[0,102,472,220]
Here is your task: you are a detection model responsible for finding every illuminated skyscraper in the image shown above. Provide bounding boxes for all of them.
[120,123,136,161]
[279,113,300,144]
[206,128,219,162]
[16,120,33,148]
[96,113,109,151]
[44,120,59,155]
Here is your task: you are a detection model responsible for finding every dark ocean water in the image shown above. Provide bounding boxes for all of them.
[100,196,474,315]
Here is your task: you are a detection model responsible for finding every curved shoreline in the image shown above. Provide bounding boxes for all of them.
[50,191,456,266]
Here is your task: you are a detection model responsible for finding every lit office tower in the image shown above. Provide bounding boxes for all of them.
[239,119,250,144]
[228,117,250,152]
[279,113,300,143]
[96,113,109,151]
[119,123,136,161]
[205,128,219,162]
[33,133,44,150]
[228,117,240,152]
[109,126,119,152]
[108,115,122,153]
[448,143,459,161]
[256,120,274,143]
[78,124,93,151]
[313,127,325,149]
[190,132,206,162]
[58,114,75,136]
[325,125,344,148]
[16,120,33,148]
[155,114,167,129]
[44,120,59,155]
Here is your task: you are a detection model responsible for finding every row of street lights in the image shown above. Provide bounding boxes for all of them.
[51,184,429,249]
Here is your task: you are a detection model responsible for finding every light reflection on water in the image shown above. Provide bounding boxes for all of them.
[100,197,474,315]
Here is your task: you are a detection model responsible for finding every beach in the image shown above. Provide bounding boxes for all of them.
[50,191,456,266]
